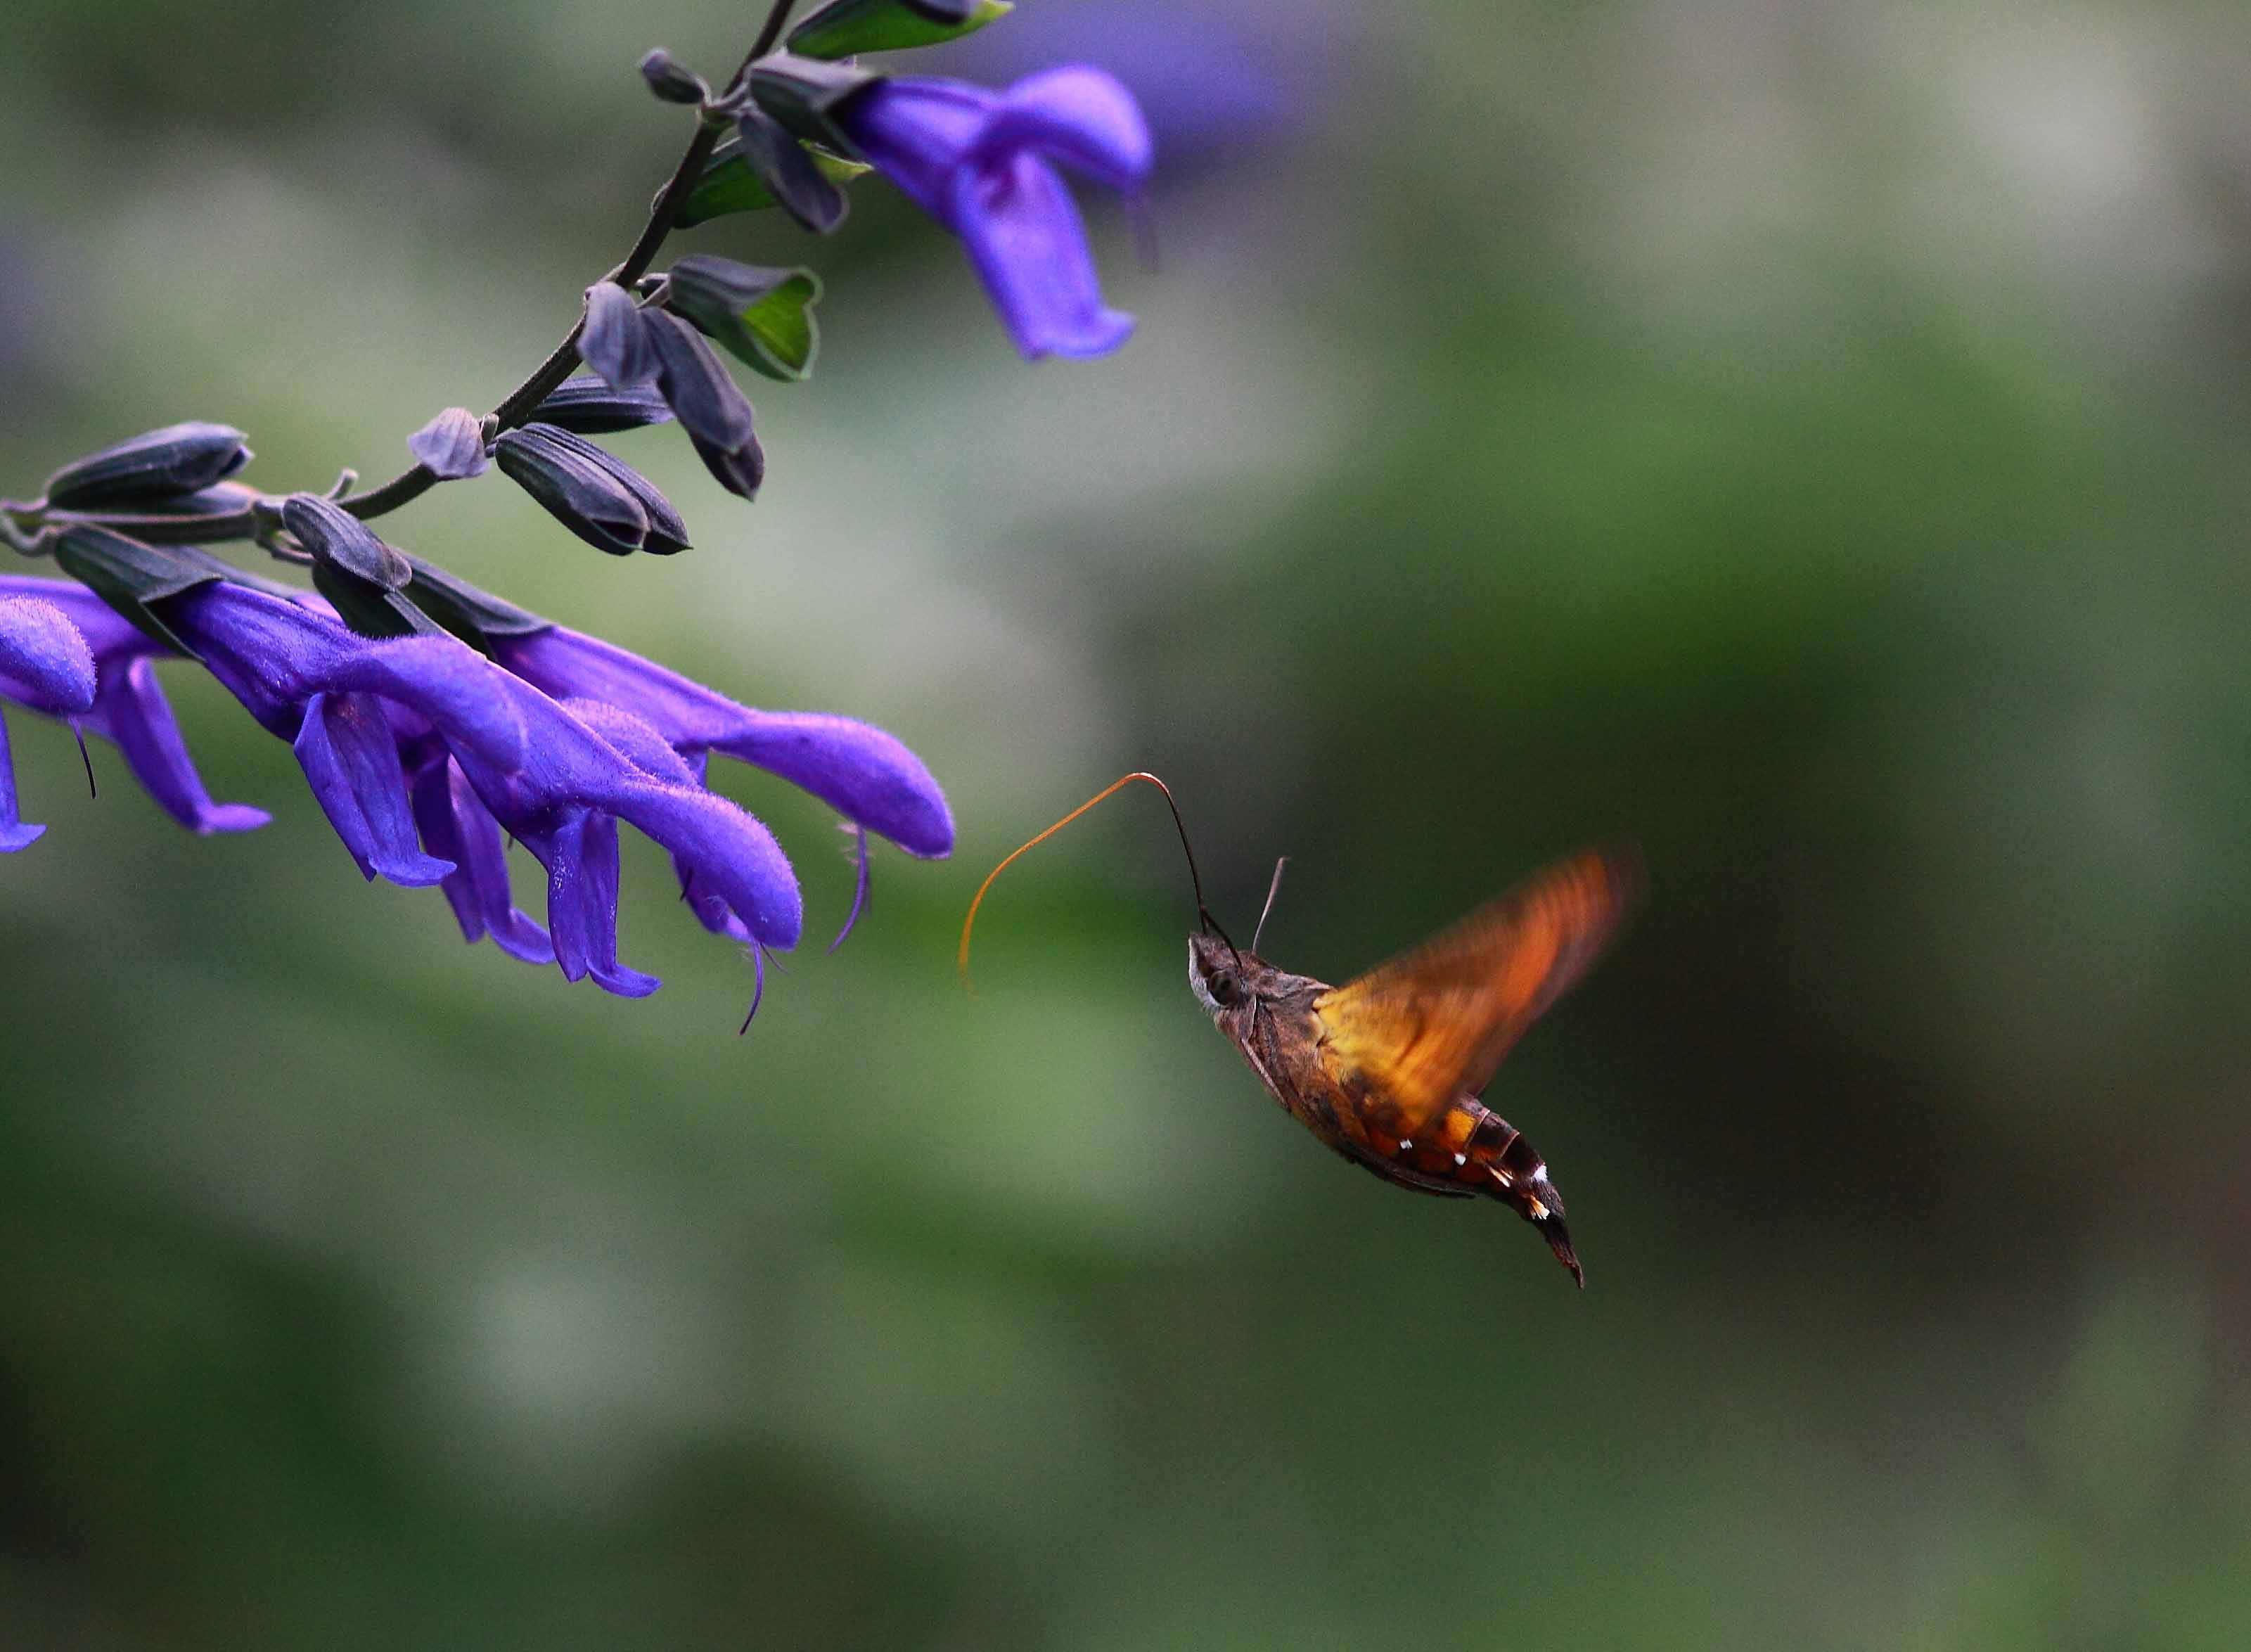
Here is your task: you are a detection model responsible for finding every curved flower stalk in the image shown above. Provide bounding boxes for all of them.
[0,575,267,841]
[832,67,1155,359]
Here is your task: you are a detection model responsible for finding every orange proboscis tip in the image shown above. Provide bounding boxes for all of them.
[958,771,1209,992]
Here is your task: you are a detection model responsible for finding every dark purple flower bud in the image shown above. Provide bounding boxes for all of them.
[530,378,675,434]
[281,494,411,590]
[788,0,1010,60]
[281,494,430,640]
[494,425,688,556]
[407,406,490,480]
[532,426,689,553]
[639,47,709,105]
[44,421,252,510]
[733,107,850,235]
[685,429,766,501]
[579,282,660,390]
[832,68,1153,359]
[642,309,757,452]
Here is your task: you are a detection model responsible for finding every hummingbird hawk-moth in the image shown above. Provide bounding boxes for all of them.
[959,774,1636,1286]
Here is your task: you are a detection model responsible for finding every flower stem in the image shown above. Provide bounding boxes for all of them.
[53,0,802,548]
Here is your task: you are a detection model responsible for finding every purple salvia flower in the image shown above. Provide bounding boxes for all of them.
[441,682,804,994]
[833,68,1154,361]
[0,575,268,838]
[492,627,953,857]
[0,595,97,849]
[152,583,802,992]
[150,582,526,888]
[404,738,555,968]
[1,571,937,1005]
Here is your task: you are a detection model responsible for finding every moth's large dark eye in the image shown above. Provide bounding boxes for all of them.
[1205,969,1242,1006]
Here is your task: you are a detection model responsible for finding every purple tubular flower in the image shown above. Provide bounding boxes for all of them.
[0,575,268,838]
[444,684,804,992]
[491,625,954,857]
[833,68,1154,360]
[150,582,526,888]
[0,595,97,849]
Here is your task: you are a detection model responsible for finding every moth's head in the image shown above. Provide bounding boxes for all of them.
[1187,931,1248,1017]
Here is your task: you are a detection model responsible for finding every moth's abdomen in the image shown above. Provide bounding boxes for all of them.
[1392,1100,1583,1287]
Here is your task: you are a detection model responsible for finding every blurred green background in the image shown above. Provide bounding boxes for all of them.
[6,1,2250,1646]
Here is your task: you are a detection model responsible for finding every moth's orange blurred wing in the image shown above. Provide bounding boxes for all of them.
[1313,847,1637,1136]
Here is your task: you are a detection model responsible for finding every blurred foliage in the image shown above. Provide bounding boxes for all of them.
[4,1,2251,1646]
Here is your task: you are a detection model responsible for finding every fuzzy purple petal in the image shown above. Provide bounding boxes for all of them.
[950,152,1134,361]
[838,78,996,222]
[0,713,46,852]
[293,691,454,887]
[537,810,661,997]
[88,658,270,835]
[977,67,1155,193]
[409,748,555,964]
[0,576,268,835]
[450,679,804,955]
[164,584,525,773]
[0,596,97,717]
[492,628,954,858]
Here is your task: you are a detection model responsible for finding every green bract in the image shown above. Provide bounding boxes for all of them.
[676,136,870,228]
[665,257,823,383]
[787,0,1011,60]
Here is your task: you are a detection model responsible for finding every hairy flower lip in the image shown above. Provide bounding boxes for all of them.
[0,595,98,719]
[0,594,101,851]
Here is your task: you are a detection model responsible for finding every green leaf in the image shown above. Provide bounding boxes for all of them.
[665,256,823,383]
[676,136,871,228]
[788,0,1011,60]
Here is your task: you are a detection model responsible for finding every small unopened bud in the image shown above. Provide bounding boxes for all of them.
[530,380,675,435]
[494,425,688,557]
[44,423,251,510]
[281,494,411,590]
[639,48,710,106]
[406,407,491,480]
[580,283,660,390]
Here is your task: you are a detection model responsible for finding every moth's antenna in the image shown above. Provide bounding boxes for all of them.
[959,770,1235,989]
[1251,856,1288,954]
